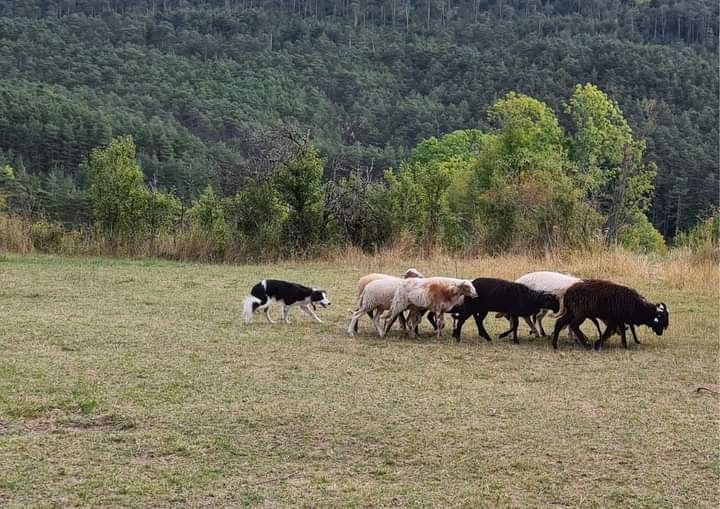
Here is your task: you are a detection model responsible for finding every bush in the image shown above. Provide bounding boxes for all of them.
[474,170,602,255]
[87,136,149,240]
[226,181,288,257]
[674,209,719,262]
[272,145,326,250]
[30,220,66,252]
[188,185,227,259]
[618,211,668,254]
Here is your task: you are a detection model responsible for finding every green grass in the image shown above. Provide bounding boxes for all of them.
[0,253,717,507]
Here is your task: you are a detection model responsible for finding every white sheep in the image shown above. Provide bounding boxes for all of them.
[356,268,423,295]
[351,268,424,333]
[347,277,408,337]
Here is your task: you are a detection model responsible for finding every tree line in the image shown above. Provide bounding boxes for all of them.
[0,0,717,242]
[5,86,698,260]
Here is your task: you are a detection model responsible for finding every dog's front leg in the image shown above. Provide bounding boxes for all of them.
[282,304,291,324]
[264,307,275,324]
[300,304,323,323]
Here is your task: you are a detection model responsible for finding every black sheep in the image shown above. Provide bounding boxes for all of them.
[452,278,560,343]
[551,279,669,350]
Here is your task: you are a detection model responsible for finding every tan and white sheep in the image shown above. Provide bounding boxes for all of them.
[350,268,424,334]
[347,277,408,337]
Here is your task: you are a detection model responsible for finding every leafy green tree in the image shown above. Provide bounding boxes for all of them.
[488,92,568,176]
[189,185,226,238]
[145,189,181,247]
[273,145,326,249]
[566,84,658,244]
[618,210,668,254]
[87,136,149,240]
[226,180,288,255]
[42,169,92,226]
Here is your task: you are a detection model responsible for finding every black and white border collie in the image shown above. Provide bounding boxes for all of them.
[243,279,331,324]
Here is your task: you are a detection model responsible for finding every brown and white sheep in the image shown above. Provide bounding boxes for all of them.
[383,277,478,339]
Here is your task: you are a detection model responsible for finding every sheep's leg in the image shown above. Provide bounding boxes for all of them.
[499,316,520,343]
[569,318,591,349]
[452,312,471,341]
[405,309,420,338]
[372,308,386,337]
[426,311,438,331]
[630,324,641,344]
[619,323,628,349]
[347,308,366,336]
[498,323,514,339]
[499,315,520,341]
[552,313,573,350]
[594,322,616,351]
[398,312,408,331]
[523,316,537,336]
[536,310,547,336]
[411,309,426,335]
[474,312,492,342]
[435,311,444,340]
[504,315,514,333]
[383,301,406,338]
[383,311,400,334]
[352,309,373,332]
[590,318,603,338]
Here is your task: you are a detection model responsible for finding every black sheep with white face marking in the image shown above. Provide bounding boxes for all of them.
[552,279,669,350]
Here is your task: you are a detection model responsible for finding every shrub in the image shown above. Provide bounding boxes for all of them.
[674,209,720,262]
[188,185,227,259]
[618,211,668,255]
[226,181,288,257]
[273,145,326,250]
[30,220,66,252]
[87,136,149,240]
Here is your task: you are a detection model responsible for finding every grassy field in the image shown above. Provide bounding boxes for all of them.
[0,251,718,507]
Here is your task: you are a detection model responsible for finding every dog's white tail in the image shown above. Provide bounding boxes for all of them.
[243,295,259,323]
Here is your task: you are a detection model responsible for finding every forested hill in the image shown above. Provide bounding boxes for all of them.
[0,0,717,237]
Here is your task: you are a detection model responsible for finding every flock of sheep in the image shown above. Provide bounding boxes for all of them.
[347,270,670,350]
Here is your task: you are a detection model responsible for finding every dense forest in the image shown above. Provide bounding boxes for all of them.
[0,0,717,254]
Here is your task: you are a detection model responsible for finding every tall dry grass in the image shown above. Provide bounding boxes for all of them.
[1,214,718,296]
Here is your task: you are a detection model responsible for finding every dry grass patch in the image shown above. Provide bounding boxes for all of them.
[0,252,717,507]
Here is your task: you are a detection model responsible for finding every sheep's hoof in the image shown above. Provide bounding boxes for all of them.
[593,341,602,351]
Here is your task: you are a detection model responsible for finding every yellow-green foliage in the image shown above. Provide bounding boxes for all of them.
[675,209,720,262]
[618,211,668,254]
